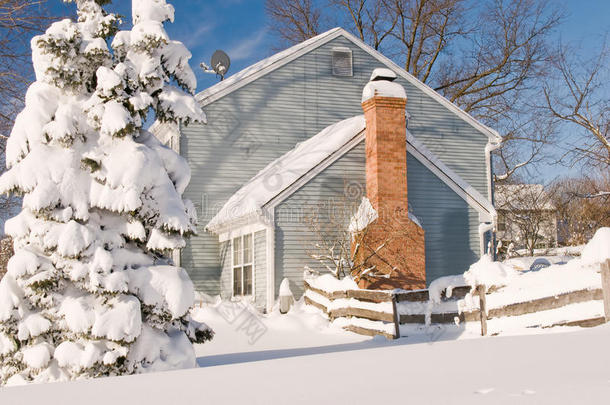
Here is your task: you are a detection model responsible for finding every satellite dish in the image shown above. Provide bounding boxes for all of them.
[211,50,230,77]
[200,50,230,81]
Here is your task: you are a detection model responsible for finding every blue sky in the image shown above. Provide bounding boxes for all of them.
[48,0,608,94]
[50,0,274,91]
[46,0,608,181]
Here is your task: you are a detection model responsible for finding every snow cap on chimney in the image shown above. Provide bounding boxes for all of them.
[369,68,397,82]
[362,68,406,103]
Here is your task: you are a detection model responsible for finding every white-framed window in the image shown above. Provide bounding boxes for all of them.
[497,213,506,232]
[232,233,253,296]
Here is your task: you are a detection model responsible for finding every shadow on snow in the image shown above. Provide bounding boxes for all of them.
[196,324,468,368]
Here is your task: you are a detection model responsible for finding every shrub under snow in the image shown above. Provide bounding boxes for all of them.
[0,0,212,385]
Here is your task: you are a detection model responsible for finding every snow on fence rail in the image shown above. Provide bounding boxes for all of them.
[304,258,610,340]
[303,278,481,339]
[303,280,398,339]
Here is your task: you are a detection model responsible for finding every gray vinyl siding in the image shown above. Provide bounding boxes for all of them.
[275,142,480,299]
[406,155,480,282]
[275,143,366,299]
[254,230,266,308]
[180,33,489,294]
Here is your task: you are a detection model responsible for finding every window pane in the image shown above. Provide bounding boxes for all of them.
[498,214,506,232]
[243,265,253,296]
[233,237,242,266]
[243,234,253,264]
[233,267,242,296]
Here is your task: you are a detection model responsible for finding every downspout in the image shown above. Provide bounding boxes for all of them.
[479,221,494,257]
[485,139,502,207]
[484,137,502,258]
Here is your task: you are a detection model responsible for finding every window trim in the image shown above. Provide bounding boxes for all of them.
[231,233,255,298]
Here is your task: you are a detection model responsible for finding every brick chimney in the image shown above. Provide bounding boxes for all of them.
[355,68,425,290]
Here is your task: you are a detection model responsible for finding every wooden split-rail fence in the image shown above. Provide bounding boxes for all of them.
[304,259,610,339]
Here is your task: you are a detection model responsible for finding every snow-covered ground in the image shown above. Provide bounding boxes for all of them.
[1,229,607,402]
[1,302,609,404]
[485,254,601,309]
[193,300,367,360]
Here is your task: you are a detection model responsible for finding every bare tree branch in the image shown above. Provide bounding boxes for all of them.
[265,0,322,46]
[542,39,609,169]
[266,0,564,180]
[305,192,422,285]
[552,172,610,245]
[496,183,557,256]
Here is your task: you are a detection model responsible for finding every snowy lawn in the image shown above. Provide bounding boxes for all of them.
[193,300,368,366]
[1,230,607,401]
[1,308,609,404]
[484,254,601,309]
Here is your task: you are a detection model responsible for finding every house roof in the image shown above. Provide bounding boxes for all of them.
[195,27,502,144]
[495,184,555,211]
[206,116,496,233]
[205,116,366,232]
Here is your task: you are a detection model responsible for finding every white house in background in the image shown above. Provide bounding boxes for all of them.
[496,184,558,251]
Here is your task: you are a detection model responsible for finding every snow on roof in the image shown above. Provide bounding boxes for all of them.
[205,116,366,232]
[194,27,502,144]
[206,116,495,232]
[495,184,555,211]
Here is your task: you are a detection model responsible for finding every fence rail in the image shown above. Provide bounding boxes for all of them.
[304,258,610,339]
[486,288,603,319]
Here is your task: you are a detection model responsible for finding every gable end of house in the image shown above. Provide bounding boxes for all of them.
[194,27,501,144]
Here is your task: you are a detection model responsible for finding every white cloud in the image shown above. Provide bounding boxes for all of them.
[181,24,216,50]
[227,28,268,61]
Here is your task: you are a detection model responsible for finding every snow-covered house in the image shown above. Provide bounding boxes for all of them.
[152,28,501,311]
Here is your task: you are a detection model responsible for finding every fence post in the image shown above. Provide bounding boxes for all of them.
[601,259,610,323]
[477,285,488,336]
[391,293,400,339]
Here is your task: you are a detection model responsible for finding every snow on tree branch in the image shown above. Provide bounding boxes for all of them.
[0,0,210,386]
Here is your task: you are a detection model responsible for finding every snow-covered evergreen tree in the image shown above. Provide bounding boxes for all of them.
[0,0,212,385]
